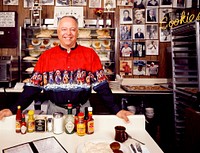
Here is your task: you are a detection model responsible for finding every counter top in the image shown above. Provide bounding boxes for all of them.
[0,115,163,153]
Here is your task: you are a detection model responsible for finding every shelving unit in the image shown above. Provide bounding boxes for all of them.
[171,21,200,151]
[19,25,117,82]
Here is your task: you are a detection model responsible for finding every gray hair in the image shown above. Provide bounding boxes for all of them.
[58,16,78,26]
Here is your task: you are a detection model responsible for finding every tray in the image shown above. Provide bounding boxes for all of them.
[121,85,171,92]
[177,87,199,95]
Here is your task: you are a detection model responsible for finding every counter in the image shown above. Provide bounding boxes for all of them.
[0,115,163,153]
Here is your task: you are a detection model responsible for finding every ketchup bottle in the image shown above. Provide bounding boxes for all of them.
[16,105,22,133]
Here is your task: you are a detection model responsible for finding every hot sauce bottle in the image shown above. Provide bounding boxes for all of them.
[87,107,94,134]
[21,113,27,134]
[76,112,86,136]
[16,105,22,133]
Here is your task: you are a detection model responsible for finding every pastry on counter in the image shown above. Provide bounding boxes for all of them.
[96,29,111,38]
[78,29,91,38]
[36,29,54,38]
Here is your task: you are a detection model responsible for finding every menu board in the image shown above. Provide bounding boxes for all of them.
[2,136,68,153]
[0,11,18,48]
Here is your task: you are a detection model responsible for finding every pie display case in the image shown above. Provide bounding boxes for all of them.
[19,26,117,82]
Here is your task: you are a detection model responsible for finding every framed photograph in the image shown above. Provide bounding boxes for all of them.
[160,0,172,7]
[133,60,146,75]
[146,40,159,55]
[3,0,18,5]
[72,0,87,6]
[145,24,158,39]
[146,8,158,23]
[159,8,172,23]
[173,0,185,8]
[120,41,133,57]
[89,0,101,8]
[120,25,132,40]
[54,7,84,27]
[120,8,133,24]
[146,0,159,7]
[24,0,33,8]
[117,0,133,6]
[133,24,145,39]
[133,41,146,57]
[159,27,171,42]
[120,60,133,76]
[134,0,146,9]
[41,0,54,5]
[133,9,145,24]
[56,0,70,6]
[104,0,116,9]
[146,61,159,76]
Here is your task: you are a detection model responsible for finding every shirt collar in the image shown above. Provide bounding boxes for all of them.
[59,43,78,51]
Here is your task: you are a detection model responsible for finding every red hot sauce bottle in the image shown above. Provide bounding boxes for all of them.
[21,113,27,134]
[16,105,22,133]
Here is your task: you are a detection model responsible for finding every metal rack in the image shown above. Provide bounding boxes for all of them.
[171,21,200,151]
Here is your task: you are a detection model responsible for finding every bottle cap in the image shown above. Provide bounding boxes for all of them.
[88,107,93,111]
[67,103,72,108]
[17,105,21,109]
[78,112,84,117]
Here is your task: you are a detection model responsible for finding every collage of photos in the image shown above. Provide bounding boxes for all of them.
[118,0,180,77]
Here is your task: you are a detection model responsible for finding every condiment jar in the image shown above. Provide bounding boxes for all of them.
[53,112,64,134]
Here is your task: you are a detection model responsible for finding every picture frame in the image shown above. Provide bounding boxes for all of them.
[104,0,116,9]
[120,25,132,40]
[146,0,159,7]
[134,0,146,9]
[146,8,158,23]
[72,0,87,6]
[133,9,145,24]
[120,41,133,57]
[132,24,145,39]
[146,40,159,55]
[89,0,101,8]
[120,8,133,24]
[56,0,70,6]
[159,8,172,23]
[23,0,33,8]
[173,0,185,8]
[53,7,84,27]
[159,27,171,42]
[145,24,158,39]
[3,0,18,5]
[133,60,146,75]
[160,0,172,7]
[133,41,146,57]
[120,60,133,76]
[146,60,159,76]
[40,0,54,5]
[117,0,133,6]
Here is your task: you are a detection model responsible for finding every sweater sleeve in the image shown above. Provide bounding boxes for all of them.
[10,86,42,114]
[93,81,121,114]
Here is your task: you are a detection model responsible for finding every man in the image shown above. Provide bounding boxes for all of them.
[134,28,144,39]
[0,16,133,122]
[121,42,132,57]
[147,9,157,22]
[133,9,145,24]
[122,9,132,21]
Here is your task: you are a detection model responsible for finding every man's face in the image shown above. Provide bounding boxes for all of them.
[135,11,143,20]
[124,11,129,18]
[57,17,78,48]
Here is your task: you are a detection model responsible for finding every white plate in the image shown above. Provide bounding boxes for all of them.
[77,139,129,153]
[129,144,150,153]
[31,39,41,46]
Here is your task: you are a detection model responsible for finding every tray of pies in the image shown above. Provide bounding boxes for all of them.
[177,87,199,95]
[121,85,171,92]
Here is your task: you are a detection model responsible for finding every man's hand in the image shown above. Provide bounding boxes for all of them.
[116,110,134,122]
[0,109,12,120]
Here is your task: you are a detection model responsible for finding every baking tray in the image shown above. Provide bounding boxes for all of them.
[121,85,171,92]
[177,87,199,95]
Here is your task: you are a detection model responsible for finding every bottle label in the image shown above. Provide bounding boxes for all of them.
[16,121,21,132]
[65,121,75,134]
[28,121,35,132]
[87,120,94,134]
[77,123,86,136]
[21,125,27,134]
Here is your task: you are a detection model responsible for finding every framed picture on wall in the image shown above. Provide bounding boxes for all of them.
[54,7,84,27]
[146,60,159,76]
[24,0,33,8]
[117,0,133,6]
[120,41,133,57]
[72,0,87,6]
[120,8,133,24]
[41,0,54,5]
[3,0,18,5]
[89,0,101,8]
[159,8,172,23]
[146,0,159,7]
[133,60,146,76]
[160,0,172,7]
[146,8,158,23]
[145,24,158,39]
[173,0,185,8]
[159,27,171,42]
[133,9,145,24]
[133,24,145,39]
[146,40,159,55]
[56,0,70,6]
[133,41,146,57]
[120,60,133,76]
[104,0,116,9]
[120,25,132,40]
[134,0,146,8]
